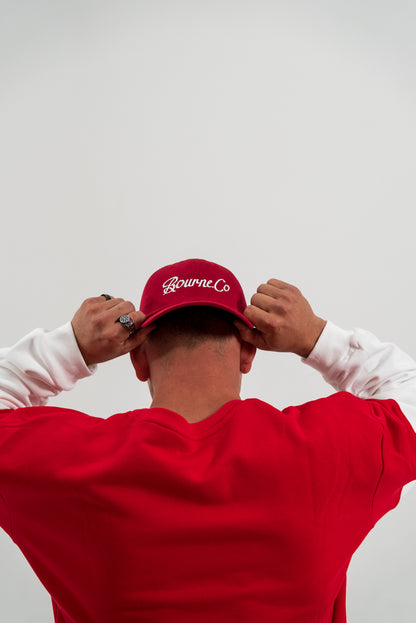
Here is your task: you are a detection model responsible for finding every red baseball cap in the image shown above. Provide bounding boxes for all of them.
[140,258,254,328]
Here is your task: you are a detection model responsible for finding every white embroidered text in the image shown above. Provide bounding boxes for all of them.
[162,277,230,295]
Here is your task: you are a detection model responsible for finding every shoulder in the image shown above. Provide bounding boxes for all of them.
[240,393,404,438]
[242,392,370,417]
[0,405,104,430]
[282,392,401,421]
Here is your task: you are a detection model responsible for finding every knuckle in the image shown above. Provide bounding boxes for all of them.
[250,294,264,310]
[263,315,278,330]
[111,298,124,307]
[272,299,288,316]
[86,300,103,313]
[251,293,264,306]
[82,297,95,307]
[287,283,299,295]
[257,283,268,294]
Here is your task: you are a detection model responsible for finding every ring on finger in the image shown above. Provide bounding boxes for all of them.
[118,314,136,334]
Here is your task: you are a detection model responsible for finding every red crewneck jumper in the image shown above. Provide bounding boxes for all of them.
[1,321,416,622]
[1,393,416,622]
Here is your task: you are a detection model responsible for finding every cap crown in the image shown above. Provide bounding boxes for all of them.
[140,259,253,328]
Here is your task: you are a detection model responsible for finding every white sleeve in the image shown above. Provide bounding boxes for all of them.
[0,322,97,409]
[303,321,416,433]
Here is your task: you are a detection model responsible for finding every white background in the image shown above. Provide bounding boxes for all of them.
[1,1,416,620]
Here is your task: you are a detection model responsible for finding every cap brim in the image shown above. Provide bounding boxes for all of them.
[141,301,254,329]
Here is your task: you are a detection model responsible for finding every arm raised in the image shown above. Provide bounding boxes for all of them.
[235,278,416,433]
[0,296,154,409]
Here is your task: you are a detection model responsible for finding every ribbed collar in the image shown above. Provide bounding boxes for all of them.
[132,399,243,440]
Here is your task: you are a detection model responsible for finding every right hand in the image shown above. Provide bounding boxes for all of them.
[234,279,326,358]
[71,296,155,366]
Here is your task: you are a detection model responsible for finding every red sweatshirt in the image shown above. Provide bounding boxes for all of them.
[1,393,415,623]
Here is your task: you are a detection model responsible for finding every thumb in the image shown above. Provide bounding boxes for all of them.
[233,320,264,348]
[124,323,156,353]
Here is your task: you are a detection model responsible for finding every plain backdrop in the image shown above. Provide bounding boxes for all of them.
[1,1,416,621]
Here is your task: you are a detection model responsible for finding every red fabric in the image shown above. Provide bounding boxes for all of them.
[0,394,415,623]
[139,258,254,328]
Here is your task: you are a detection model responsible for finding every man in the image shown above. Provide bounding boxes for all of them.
[1,257,416,623]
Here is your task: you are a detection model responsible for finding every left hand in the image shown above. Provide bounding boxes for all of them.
[234,279,326,358]
[71,296,155,366]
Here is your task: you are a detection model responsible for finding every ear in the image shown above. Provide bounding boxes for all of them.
[130,345,150,382]
[240,341,256,374]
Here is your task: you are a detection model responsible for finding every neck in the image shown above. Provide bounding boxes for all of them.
[147,342,242,424]
[150,389,241,424]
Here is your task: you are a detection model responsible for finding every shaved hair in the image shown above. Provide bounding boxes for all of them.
[147,307,239,351]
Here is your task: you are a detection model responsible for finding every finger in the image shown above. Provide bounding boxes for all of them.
[256,283,290,301]
[83,296,117,306]
[116,310,148,340]
[250,292,280,313]
[266,278,295,290]
[105,298,130,311]
[127,310,147,329]
[233,320,266,349]
[109,300,136,322]
[244,304,281,333]
[233,320,259,343]
[84,297,126,315]
[122,324,157,353]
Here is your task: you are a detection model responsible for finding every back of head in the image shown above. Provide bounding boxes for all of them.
[132,273,257,411]
[147,306,239,353]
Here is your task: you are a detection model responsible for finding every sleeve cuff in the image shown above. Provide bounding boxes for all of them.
[302,320,355,383]
[40,322,97,389]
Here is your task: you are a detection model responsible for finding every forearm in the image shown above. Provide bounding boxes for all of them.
[303,321,416,430]
[0,322,96,409]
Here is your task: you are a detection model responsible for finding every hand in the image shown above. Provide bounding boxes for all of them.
[234,279,326,358]
[71,296,155,366]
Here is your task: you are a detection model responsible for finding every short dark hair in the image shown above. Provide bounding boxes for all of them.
[148,306,239,350]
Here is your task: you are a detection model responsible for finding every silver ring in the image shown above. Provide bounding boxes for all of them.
[118,314,136,334]
[101,294,111,301]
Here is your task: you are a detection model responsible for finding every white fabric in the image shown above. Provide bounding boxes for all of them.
[303,321,416,497]
[303,320,416,433]
[0,322,96,409]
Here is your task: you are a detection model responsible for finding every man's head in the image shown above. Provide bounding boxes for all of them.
[130,259,256,396]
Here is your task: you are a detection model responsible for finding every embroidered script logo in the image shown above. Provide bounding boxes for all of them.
[162,276,231,295]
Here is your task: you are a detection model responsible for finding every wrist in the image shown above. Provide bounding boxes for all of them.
[296,317,327,358]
